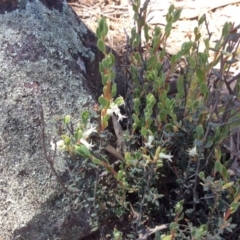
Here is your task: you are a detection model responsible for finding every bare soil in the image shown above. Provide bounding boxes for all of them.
[69,0,240,73]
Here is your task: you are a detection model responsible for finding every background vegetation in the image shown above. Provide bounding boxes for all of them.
[45,1,240,239]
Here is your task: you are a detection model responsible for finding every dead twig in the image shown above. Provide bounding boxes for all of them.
[112,114,127,153]
[105,144,125,161]
[137,224,168,240]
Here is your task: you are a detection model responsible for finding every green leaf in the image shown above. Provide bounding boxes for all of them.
[159,48,166,61]
[91,157,103,165]
[195,125,204,138]
[63,115,71,124]
[176,50,184,61]
[173,9,182,23]
[63,136,71,146]
[153,25,161,37]
[102,58,109,69]
[236,82,240,97]
[198,111,207,125]
[141,127,148,137]
[111,83,117,97]
[133,34,141,47]
[98,95,108,107]
[222,22,231,36]
[91,226,99,232]
[188,54,197,68]
[97,39,106,54]
[144,24,150,42]
[133,98,140,112]
[214,161,223,173]
[199,171,205,180]
[170,222,178,231]
[199,52,208,64]
[161,234,171,240]
[110,71,116,81]
[226,58,239,65]
[200,83,208,94]
[209,122,222,128]
[204,140,213,148]
[176,75,184,93]
[193,100,200,108]
[175,200,184,214]
[181,41,193,54]
[204,38,210,49]
[222,182,234,190]
[230,202,240,214]
[98,17,108,37]
[196,68,204,81]
[102,19,108,36]
[134,52,141,64]
[114,96,124,106]
[168,4,174,14]
[74,130,82,142]
[75,145,91,158]
[101,73,109,85]
[165,22,172,36]
[87,163,98,169]
[135,0,141,9]
[215,145,222,161]
[220,126,230,142]
[194,27,198,36]
[164,124,172,132]
[195,32,201,41]
[146,93,156,105]
[81,110,89,125]
[222,166,229,179]
[147,56,156,69]
[96,27,101,39]
[198,14,205,26]
[171,54,177,64]
[103,114,110,124]
[107,52,115,66]
[159,112,167,122]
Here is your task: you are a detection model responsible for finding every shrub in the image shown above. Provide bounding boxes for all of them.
[44,1,240,239]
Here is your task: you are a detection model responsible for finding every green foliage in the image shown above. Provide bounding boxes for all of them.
[48,2,240,239]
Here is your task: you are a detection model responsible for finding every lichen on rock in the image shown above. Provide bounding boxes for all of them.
[0,0,118,239]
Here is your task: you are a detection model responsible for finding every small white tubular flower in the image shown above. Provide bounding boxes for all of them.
[159,152,173,162]
[80,138,95,150]
[144,135,154,148]
[51,140,65,151]
[188,145,198,157]
[106,99,127,122]
[82,125,97,139]
[117,112,127,122]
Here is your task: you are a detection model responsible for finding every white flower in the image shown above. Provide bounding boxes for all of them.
[51,140,65,151]
[80,138,95,150]
[144,135,154,148]
[106,99,127,122]
[82,125,97,139]
[188,145,198,157]
[159,152,173,162]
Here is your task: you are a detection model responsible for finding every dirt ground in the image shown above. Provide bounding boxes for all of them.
[69,0,240,74]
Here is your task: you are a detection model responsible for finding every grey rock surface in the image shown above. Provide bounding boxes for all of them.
[0,1,124,239]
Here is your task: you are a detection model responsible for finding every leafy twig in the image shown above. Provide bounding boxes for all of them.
[36,97,80,194]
